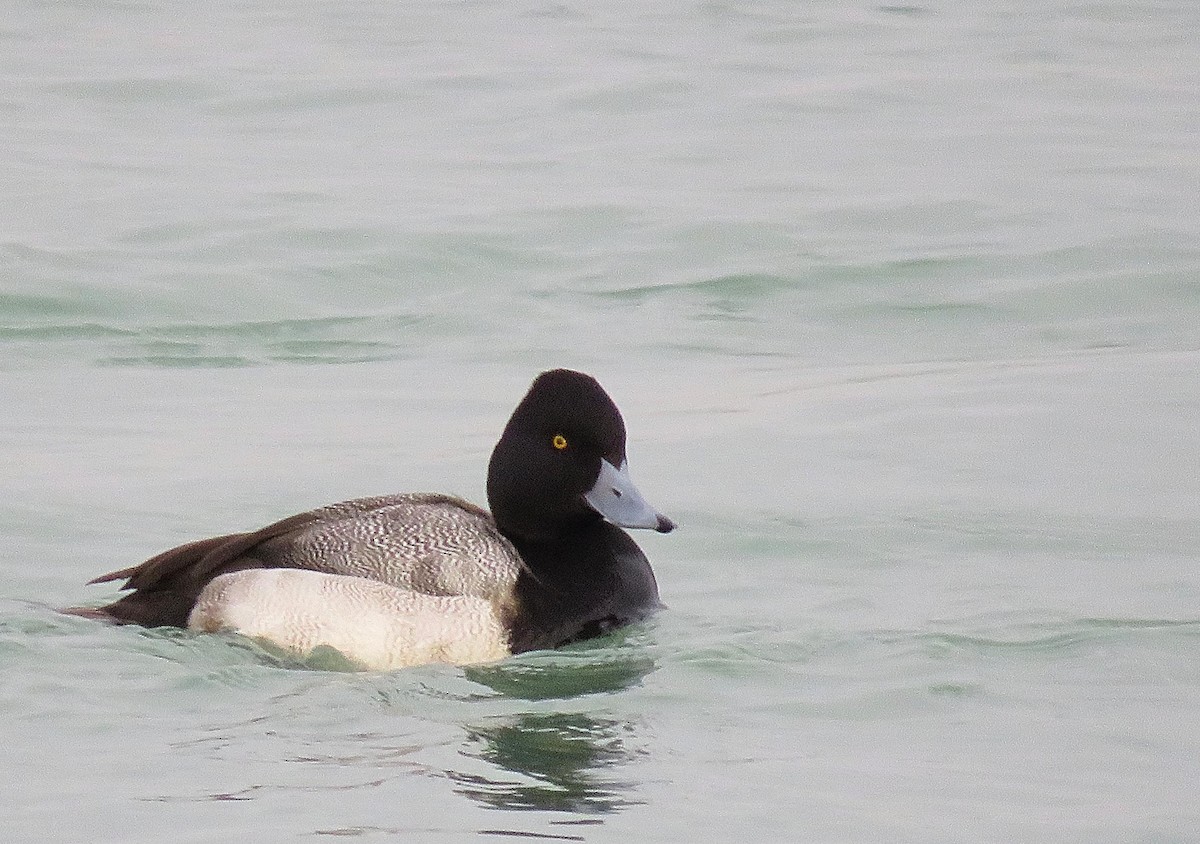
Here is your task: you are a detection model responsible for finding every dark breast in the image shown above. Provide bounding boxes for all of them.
[505,522,662,654]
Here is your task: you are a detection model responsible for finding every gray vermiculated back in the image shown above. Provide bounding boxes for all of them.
[255,493,522,600]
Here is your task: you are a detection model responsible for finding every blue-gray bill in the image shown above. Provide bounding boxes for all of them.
[583,458,676,534]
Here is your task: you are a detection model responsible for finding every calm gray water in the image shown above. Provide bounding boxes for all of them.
[3,0,1199,840]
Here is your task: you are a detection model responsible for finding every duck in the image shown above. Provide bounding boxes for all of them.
[76,368,675,669]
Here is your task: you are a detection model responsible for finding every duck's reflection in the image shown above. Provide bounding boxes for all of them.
[452,711,643,814]
[450,648,658,816]
[464,649,658,701]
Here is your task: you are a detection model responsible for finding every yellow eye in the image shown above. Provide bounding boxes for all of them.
[552,434,568,450]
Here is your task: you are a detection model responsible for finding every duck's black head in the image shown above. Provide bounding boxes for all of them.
[486,369,675,543]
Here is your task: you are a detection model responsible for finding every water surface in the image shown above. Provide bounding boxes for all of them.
[3,0,1199,840]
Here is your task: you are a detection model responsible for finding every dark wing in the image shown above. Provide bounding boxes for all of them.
[89,510,320,591]
[88,493,522,628]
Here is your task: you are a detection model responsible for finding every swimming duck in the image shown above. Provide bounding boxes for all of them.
[79,369,675,669]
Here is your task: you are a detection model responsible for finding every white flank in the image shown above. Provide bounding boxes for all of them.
[187,569,510,670]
